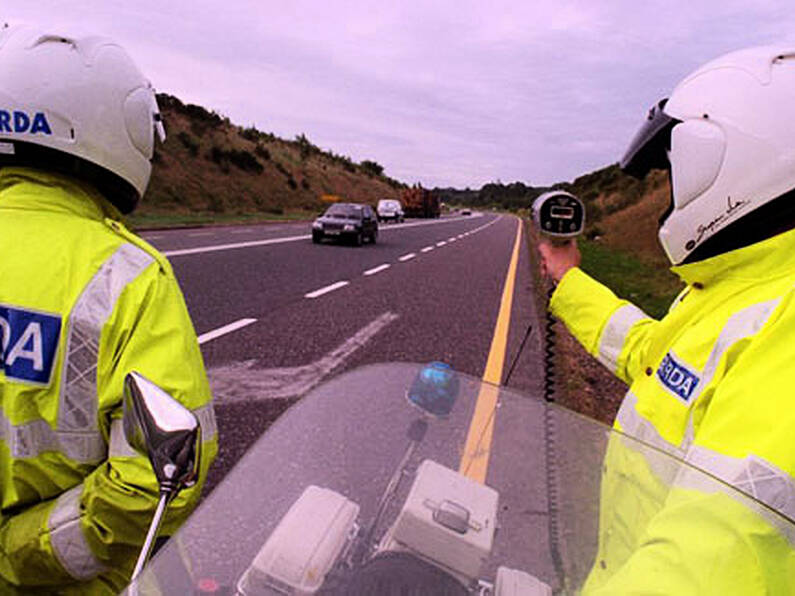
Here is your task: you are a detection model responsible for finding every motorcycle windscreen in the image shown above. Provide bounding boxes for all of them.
[127,363,795,595]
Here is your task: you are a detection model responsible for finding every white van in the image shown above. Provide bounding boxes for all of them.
[376,199,405,223]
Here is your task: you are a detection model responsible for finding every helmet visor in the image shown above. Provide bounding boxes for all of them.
[621,98,680,178]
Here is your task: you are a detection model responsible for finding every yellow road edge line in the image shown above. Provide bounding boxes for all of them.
[459,217,523,483]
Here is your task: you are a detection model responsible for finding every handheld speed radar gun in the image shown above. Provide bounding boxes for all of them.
[531,191,585,244]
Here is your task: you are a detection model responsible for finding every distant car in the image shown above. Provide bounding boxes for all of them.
[461,208,472,216]
[376,199,404,223]
[312,202,378,246]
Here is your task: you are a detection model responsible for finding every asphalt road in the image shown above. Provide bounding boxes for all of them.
[144,212,543,393]
[139,213,562,587]
[143,211,546,482]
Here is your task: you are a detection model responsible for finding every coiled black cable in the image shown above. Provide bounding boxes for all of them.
[544,285,558,403]
[543,283,567,593]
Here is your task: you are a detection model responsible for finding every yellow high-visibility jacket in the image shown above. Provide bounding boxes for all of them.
[0,167,218,594]
[550,230,795,594]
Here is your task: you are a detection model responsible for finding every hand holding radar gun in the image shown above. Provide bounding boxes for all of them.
[532,191,585,283]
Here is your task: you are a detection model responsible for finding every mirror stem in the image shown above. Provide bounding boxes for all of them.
[130,490,171,586]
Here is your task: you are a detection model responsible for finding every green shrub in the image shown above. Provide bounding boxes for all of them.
[295,133,320,160]
[360,160,384,177]
[184,103,223,127]
[255,144,271,160]
[241,126,260,142]
[227,149,263,174]
[208,146,263,174]
[274,161,289,176]
[208,146,229,173]
[176,131,199,157]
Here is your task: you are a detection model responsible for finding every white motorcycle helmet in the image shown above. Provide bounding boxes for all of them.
[0,25,165,213]
[621,46,795,265]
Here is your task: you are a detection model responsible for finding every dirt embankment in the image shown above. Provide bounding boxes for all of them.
[140,94,402,219]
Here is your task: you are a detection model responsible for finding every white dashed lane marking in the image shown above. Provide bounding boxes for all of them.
[364,264,391,276]
[198,318,257,345]
[305,281,350,299]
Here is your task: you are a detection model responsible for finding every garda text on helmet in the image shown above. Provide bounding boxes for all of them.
[0,305,62,385]
[0,110,53,135]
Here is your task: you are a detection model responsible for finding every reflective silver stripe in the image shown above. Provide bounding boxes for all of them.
[686,298,781,407]
[48,485,107,580]
[108,418,138,458]
[676,446,795,545]
[684,446,795,521]
[616,392,682,456]
[597,304,649,374]
[194,402,218,442]
[615,392,685,484]
[0,410,106,461]
[57,244,154,462]
[109,403,217,458]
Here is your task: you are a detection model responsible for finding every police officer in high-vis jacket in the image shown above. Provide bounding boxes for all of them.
[0,26,217,593]
[539,46,795,593]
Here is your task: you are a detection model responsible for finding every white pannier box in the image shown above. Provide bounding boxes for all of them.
[237,485,359,595]
[379,459,499,584]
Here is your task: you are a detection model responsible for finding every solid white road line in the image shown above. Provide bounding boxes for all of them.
[162,213,493,258]
[305,280,350,298]
[377,212,484,232]
[164,234,311,257]
[198,318,257,345]
[420,246,434,253]
[364,264,391,276]
[470,217,500,235]
[399,253,417,262]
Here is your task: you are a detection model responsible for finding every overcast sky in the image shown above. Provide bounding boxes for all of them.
[4,1,795,189]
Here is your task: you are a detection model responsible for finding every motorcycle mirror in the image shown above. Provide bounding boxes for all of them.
[123,371,202,493]
[406,362,459,418]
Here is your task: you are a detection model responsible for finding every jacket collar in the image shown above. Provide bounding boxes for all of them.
[671,226,795,287]
[0,167,122,221]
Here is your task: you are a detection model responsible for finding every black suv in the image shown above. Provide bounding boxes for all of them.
[312,203,378,246]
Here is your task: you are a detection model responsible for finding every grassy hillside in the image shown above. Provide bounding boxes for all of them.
[131,94,403,227]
